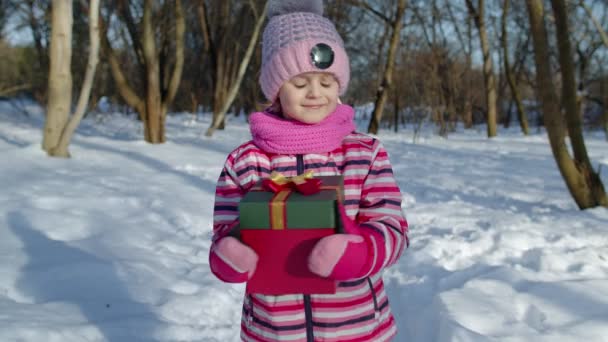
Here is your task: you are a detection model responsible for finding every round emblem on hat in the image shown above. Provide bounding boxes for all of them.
[310,43,334,69]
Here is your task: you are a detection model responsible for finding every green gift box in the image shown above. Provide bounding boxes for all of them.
[238,174,344,294]
[239,175,343,229]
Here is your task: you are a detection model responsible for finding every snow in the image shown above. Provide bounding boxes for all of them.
[1,99,607,341]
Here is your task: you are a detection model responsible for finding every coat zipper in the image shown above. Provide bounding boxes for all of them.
[246,294,254,326]
[367,277,380,318]
[297,154,315,342]
[296,154,305,175]
[303,294,314,342]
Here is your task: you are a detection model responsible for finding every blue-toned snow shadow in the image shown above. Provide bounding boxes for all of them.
[8,211,162,341]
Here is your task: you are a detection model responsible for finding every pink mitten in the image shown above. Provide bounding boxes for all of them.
[209,236,259,283]
[307,205,386,280]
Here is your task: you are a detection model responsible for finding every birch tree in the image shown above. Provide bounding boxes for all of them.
[42,0,100,158]
[43,0,72,155]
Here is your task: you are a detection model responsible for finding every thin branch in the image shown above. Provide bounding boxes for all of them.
[346,0,391,23]
[118,0,145,69]
[205,3,268,136]
[446,0,467,55]
[0,84,31,96]
[161,0,186,114]
[579,0,608,48]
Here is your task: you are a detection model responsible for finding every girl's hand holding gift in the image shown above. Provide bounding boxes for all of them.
[308,204,386,281]
[209,236,259,283]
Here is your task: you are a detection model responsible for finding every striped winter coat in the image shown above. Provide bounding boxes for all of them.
[212,132,408,342]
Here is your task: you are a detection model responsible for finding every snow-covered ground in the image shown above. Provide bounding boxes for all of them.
[1,100,607,342]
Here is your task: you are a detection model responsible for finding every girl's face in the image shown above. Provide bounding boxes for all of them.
[278,72,339,124]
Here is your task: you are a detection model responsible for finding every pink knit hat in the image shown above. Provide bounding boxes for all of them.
[260,0,350,102]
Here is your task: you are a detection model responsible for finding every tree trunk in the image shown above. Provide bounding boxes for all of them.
[526,0,608,208]
[104,0,184,144]
[445,1,472,128]
[604,78,608,141]
[43,0,73,153]
[464,16,474,129]
[208,1,230,131]
[141,0,162,143]
[368,0,407,135]
[190,91,199,118]
[206,3,268,137]
[550,0,607,207]
[393,87,400,133]
[106,47,146,119]
[211,56,227,129]
[504,100,513,128]
[604,95,608,141]
[49,0,100,157]
[501,0,529,135]
[160,0,185,138]
[466,0,497,137]
[601,62,608,141]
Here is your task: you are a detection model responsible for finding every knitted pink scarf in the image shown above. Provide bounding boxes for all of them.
[249,104,356,154]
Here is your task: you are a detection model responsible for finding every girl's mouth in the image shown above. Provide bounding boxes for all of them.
[303,104,324,109]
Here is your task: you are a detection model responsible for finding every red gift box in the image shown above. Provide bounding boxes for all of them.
[241,229,335,295]
[238,172,343,295]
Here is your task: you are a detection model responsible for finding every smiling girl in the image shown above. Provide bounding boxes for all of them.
[208,1,409,341]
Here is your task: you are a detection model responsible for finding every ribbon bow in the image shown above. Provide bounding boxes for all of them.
[262,171,322,195]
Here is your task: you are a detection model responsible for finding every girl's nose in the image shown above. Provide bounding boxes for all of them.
[307,82,321,98]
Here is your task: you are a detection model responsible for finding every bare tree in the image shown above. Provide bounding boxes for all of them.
[579,0,608,48]
[7,0,51,102]
[578,0,608,140]
[198,0,229,131]
[0,1,10,40]
[526,0,607,208]
[363,0,407,135]
[465,0,498,137]
[43,0,73,154]
[572,19,603,131]
[411,1,452,136]
[105,0,185,144]
[501,0,529,135]
[43,0,100,157]
[604,68,608,141]
[197,1,258,133]
[445,1,474,128]
[205,1,267,137]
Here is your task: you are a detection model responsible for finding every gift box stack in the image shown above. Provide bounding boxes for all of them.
[238,172,343,295]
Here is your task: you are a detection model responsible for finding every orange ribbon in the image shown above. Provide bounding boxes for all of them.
[262,171,320,230]
[255,172,343,230]
[262,171,322,195]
